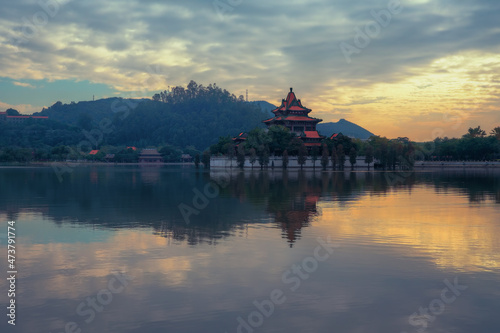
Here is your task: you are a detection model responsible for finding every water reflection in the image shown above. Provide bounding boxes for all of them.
[0,167,499,246]
[1,166,500,333]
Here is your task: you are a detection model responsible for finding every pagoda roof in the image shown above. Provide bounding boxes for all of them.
[232,132,248,141]
[330,133,343,139]
[302,131,321,139]
[271,88,311,115]
[263,115,321,123]
[140,148,161,156]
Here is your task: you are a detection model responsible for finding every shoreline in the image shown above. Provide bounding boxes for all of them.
[1,160,500,170]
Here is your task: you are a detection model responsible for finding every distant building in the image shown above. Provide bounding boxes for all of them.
[89,150,99,155]
[232,132,248,145]
[329,133,342,140]
[0,111,48,123]
[181,154,193,162]
[139,148,163,163]
[263,88,324,147]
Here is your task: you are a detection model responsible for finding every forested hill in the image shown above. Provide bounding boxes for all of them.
[34,98,149,127]
[28,82,268,150]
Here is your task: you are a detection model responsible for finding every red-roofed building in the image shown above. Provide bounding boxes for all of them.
[0,111,49,123]
[89,150,99,155]
[263,88,324,147]
[232,132,248,145]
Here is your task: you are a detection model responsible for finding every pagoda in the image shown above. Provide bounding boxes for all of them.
[263,88,324,147]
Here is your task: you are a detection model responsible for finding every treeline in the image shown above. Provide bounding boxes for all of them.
[0,144,202,164]
[208,125,500,170]
[419,126,500,161]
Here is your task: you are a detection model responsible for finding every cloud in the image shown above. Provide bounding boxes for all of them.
[13,81,35,88]
[0,0,499,139]
[0,99,40,114]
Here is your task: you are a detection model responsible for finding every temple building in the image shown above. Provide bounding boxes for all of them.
[139,148,163,163]
[263,88,324,147]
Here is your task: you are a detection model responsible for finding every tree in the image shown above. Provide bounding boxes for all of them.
[51,145,70,161]
[226,143,235,168]
[321,144,329,170]
[288,137,303,156]
[337,144,345,169]
[311,146,319,169]
[464,126,486,138]
[184,145,200,158]
[77,113,93,130]
[249,148,257,169]
[268,125,294,155]
[159,144,182,162]
[365,145,374,169]
[210,136,232,155]
[245,128,272,152]
[349,147,357,169]
[258,145,269,169]
[330,145,337,170]
[194,153,200,169]
[282,149,289,169]
[6,108,20,116]
[237,144,245,169]
[298,143,307,169]
[491,127,500,140]
[202,150,211,169]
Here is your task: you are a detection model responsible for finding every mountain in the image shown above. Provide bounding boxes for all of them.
[250,100,276,116]
[317,119,375,140]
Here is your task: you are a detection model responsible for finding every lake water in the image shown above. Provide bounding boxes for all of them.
[0,166,499,333]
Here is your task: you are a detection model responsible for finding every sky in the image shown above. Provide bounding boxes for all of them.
[1,0,499,140]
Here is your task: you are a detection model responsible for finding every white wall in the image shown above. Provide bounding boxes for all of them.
[210,156,373,169]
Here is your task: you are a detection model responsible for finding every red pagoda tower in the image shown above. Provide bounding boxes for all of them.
[263,88,324,147]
